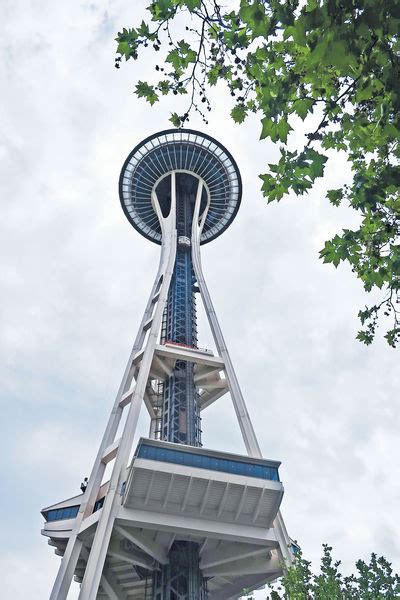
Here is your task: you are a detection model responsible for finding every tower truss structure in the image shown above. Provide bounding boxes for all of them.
[42,129,294,599]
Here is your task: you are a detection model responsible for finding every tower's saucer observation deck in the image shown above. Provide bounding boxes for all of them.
[119,129,242,244]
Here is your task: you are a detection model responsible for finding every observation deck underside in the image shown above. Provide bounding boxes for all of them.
[119,129,242,244]
[42,439,284,599]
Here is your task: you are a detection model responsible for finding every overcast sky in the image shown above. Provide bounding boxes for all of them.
[1,1,399,598]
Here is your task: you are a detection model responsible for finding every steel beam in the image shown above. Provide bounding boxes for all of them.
[115,525,169,564]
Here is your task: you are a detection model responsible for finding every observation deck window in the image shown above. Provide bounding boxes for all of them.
[136,442,279,481]
[43,505,79,522]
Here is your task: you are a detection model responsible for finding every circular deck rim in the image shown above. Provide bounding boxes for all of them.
[118,128,242,245]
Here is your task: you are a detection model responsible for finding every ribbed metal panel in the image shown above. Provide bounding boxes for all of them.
[126,465,283,528]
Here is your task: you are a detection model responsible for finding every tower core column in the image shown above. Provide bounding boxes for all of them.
[158,173,202,448]
[153,172,207,598]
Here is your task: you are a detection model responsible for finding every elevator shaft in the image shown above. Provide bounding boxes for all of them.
[160,173,202,447]
[153,173,206,599]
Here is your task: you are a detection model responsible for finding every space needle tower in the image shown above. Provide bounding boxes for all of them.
[42,129,294,599]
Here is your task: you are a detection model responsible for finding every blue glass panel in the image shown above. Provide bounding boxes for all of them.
[137,444,279,481]
[44,505,79,522]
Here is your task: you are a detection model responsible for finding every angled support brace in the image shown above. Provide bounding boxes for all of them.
[115,525,169,564]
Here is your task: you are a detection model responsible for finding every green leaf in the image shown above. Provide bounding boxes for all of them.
[117,41,131,58]
[157,80,171,95]
[231,104,248,124]
[148,0,174,20]
[169,112,181,127]
[166,41,196,72]
[260,117,276,140]
[356,330,374,345]
[239,1,269,39]
[285,19,307,45]
[326,188,343,207]
[135,81,159,105]
[183,0,201,11]
[306,0,318,10]
[166,49,182,71]
[385,328,400,348]
[320,240,341,267]
[207,65,220,85]
[137,20,150,37]
[302,148,327,178]
[277,118,292,143]
[294,98,314,120]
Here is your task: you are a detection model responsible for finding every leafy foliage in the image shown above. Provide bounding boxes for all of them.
[115,0,400,346]
[243,545,400,599]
